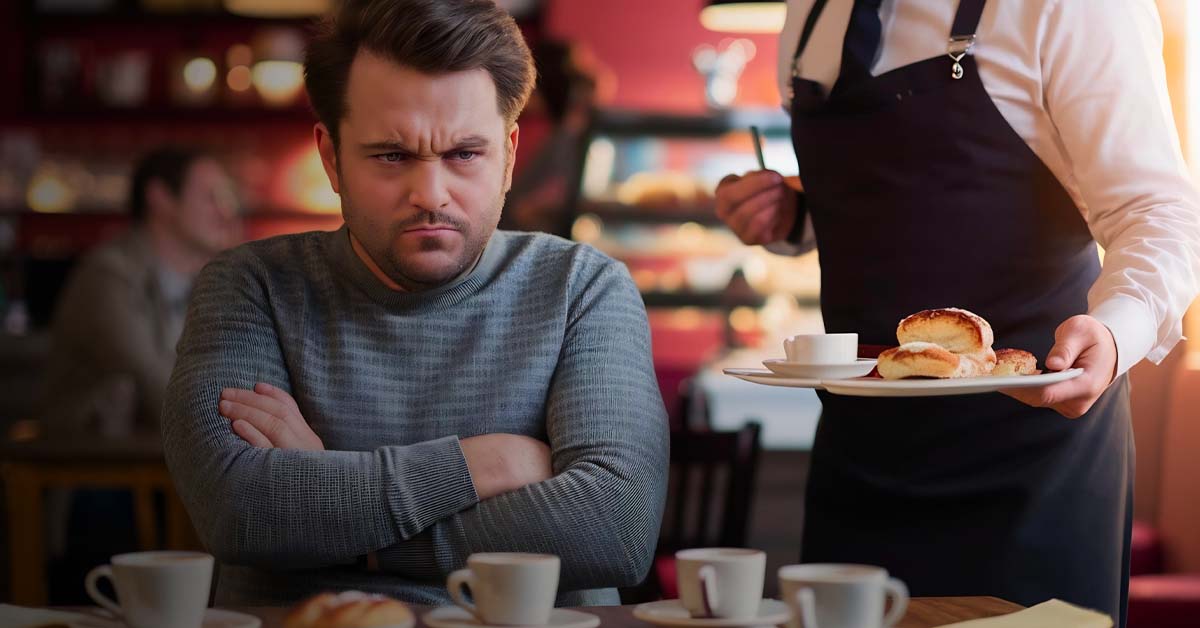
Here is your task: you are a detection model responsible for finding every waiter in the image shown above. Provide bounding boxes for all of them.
[714,0,1200,625]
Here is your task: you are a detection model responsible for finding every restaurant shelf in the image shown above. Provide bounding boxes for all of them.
[577,201,724,227]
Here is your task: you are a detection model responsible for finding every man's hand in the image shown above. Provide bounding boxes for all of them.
[459,434,553,500]
[220,383,324,451]
[1001,315,1119,419]
[714,170,801,245]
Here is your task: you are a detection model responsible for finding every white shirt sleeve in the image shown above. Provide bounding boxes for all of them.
[1036,0,1200,376]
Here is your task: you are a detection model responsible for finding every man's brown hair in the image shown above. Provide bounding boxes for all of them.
[304,0,536,149]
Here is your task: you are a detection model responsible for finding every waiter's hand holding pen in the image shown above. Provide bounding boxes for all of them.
[716,126,804,245]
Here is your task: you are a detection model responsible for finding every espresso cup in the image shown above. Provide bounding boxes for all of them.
[447,552,560,625]
[778,564,908,628]
[676,548,766,620]
[85,551,214,628]
[783,333,858,364]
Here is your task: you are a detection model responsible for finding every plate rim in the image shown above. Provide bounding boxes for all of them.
[821,368,1083,396]
[824,367,1082,389]
[761,358,878,367]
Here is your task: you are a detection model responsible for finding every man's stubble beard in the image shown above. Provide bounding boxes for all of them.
[340,178,509,292]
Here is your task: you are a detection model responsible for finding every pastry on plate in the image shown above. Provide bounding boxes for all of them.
[284,591,415,628]
[991,348,1039,376]
[878,342,995,379]
[896,308,993,355]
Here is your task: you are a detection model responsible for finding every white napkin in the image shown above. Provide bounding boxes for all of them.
[938,599,1113,628]
[0,605,120,628]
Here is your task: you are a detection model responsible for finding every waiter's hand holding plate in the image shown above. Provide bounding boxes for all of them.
[1000,314,1119,419]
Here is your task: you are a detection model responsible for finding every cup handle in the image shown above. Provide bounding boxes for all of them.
[447,569,481,621]
[85,565,123,618]
[793,587,819,628]
[881,578,909,627]
[698,565,719,618]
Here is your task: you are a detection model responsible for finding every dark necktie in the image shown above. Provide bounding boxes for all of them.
[838,0,883,85]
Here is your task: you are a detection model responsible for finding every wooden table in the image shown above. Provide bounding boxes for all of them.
[233,597,1024,628]
[1,435,200,606]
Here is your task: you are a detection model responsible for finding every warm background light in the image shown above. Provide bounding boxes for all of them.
[26,170,74,214]
[224,0,330,17]
[182,57,217,94]
[700,1,786,34]
[226,65,253,92]
[251,60,304,106]
[280,145,341,213]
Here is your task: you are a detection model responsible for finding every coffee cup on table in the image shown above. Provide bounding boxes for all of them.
[676,548,766,620]
[778,563,908,628]
[85,551,214,628]
[783,333,858,364]
[447,552,560,625]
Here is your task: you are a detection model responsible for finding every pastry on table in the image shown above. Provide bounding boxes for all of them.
[284,591,415,628]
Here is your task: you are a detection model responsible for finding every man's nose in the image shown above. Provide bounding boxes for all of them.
[407,161,452,211]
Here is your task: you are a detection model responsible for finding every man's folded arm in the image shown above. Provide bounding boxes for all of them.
[375,259,670,590]
[161,251,480,569]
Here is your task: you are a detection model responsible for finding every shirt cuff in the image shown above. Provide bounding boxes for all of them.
[378,435,479,539]
[1090,296,1159,378]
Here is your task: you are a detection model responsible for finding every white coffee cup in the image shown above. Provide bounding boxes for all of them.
[676,548,766,620]
[447,552,560,625]
[778,564,908,628]
[85,551,214,628]
[783,333,858,364]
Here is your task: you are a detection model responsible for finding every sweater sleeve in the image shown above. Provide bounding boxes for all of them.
[161,250,479,569]
[375,256,669,590]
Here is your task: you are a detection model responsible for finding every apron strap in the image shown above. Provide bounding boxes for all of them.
[951,0,986,38]
[792,0,831,62]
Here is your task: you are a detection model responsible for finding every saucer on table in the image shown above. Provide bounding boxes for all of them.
[423,606,600,628]
[69,608,262,628]
[632,599,792,627]
[762,358,877,379]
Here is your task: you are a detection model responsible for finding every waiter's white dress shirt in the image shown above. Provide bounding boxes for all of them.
[773,0,1200,377]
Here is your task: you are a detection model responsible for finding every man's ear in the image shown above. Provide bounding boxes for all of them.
[504,123,520,193]
[315,122,341,194]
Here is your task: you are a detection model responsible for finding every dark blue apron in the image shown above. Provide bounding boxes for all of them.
[787,0,1133,624]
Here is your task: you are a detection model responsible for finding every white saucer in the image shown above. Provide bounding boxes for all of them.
[762,358,877,379]
[632,599,792,627]
[69,608,262,628]
[722,368,823,390]
[423,606,600,628]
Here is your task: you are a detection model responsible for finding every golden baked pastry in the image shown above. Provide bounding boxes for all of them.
[992,348,1039,376]
[877,342,960,379]
[284,591,415,628]
[957,347,997,377]
[896,308,993,355]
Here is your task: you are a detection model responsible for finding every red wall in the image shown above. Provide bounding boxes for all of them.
[545,0,782,113]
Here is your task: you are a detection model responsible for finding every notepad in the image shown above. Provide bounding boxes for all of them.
[938,599,1112,628]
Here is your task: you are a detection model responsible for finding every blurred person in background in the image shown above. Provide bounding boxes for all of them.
[501,39,600,236]
[36,147,238,602]
[39,146,240,438]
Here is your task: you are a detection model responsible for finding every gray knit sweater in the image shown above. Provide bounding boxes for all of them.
[161,226,668,607]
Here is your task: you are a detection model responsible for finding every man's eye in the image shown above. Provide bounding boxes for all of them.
[379,153,405,162]
[451,151,478,162]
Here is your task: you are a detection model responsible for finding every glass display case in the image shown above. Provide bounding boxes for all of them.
[569,108,825,361]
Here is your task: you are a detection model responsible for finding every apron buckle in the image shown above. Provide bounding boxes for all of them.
[947,35,976,80]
